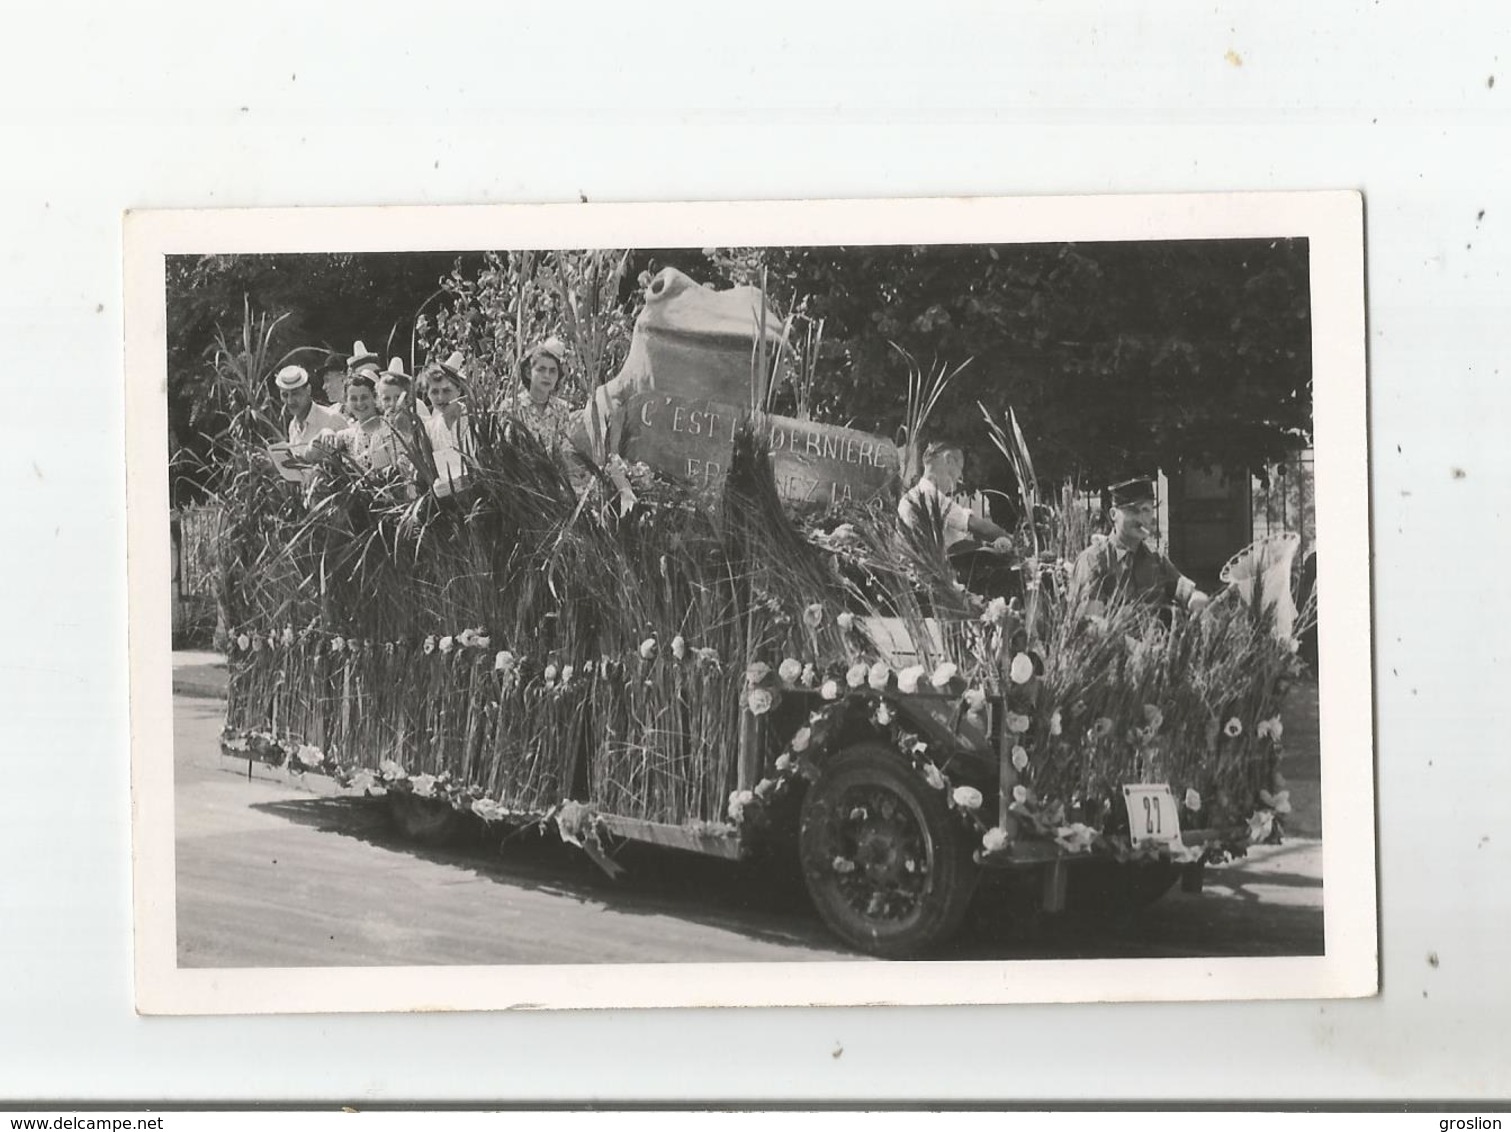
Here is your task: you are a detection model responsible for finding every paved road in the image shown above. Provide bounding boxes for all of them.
[174,692,1324,967]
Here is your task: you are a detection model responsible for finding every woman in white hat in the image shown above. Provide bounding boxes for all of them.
[325,374,406,474]
[511,337,575,460]
[376,357,426,437]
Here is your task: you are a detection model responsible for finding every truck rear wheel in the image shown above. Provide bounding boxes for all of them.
[799,742,978,958]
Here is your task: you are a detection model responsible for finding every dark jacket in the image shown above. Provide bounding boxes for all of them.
[1070,537,1187,609]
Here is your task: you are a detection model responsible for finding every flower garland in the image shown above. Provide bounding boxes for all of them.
[227,608,1296,862]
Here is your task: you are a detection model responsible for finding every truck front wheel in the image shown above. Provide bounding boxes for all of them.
[798,742,978,958]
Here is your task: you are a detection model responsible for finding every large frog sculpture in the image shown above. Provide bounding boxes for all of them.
[573,266,786,457]
[572,267,899,508]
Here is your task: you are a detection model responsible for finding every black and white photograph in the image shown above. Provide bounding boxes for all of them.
[126,195,1374,1013]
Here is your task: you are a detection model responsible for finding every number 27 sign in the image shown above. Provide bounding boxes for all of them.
[1122,784,1186,850]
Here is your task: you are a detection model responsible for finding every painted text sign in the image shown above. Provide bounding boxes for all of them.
[621,392,899,507]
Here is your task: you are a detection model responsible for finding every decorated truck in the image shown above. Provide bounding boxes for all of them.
[215,267,1310,958]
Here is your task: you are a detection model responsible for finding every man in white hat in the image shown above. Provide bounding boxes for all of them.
[276,364,348,458]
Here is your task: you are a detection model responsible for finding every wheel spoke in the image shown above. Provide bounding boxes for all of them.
[824,783,934,924]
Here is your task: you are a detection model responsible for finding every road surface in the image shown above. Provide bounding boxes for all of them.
[173,690,1325,967]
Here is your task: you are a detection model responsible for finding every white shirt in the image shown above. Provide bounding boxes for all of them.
[287,402,348,456]
[898,477,972,549]
[424,403,471,452]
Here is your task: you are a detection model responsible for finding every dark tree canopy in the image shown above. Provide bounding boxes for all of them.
[708,239,1312,489]
[165,241,1311,505]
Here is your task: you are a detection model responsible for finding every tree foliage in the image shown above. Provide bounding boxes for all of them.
[710,239,1312,490]
[165,241,1311,505]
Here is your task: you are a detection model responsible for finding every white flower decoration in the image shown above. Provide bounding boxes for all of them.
[746,687,774,716]
[494,649,515,672]
[867,662,891,691]
[439,636,454,654]
[1006,712,1032,734]
[543,664,558,685]
[775,752,792,772]
[236,633,250,652]
[378,759,407,782]
[789,726,811,753]
[1049,709,1062,736]
[982,597,1008,625]
[471,797,504,822]
[1054,823,1097,854]
[897,665,926,694]
[411,773,437,798]
[930,662,958,689]
[873,702,893,726]
[1224,717,1243,738]
[982,827,1010,853]
[423,636,437,654]
[1012,784,1029,804]
[727,789,755,822]
[1143,704,1164,735]
[639,638,658,660]
[778,658,803,684]
[820,679,841,701]
[1009,653,1034,684]
[1257,716,1284,741]
[671,635,686,660]
[281,627,295,647]
[1011,745,1029,772]
[1247,809,1276,843]
[295,744,324,768]
[1260,788,1293,815]
[923,763,945,790]
[836,611,855,632]
[745,661,771,686]
[800,663,817,687]
[952,785,983,811]
[846,662,869,689]
[964,687,987,715]
[832,856,855,874]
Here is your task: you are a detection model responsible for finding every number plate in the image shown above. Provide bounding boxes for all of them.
[1122,784,1185,849]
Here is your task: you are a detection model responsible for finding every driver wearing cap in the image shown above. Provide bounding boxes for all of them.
[1070,477,1209,613]
[275,364,348,458]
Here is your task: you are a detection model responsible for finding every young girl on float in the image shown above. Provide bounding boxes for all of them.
[423,352,473,490]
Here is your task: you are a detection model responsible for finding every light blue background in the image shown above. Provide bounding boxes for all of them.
[2,0,1505,1103]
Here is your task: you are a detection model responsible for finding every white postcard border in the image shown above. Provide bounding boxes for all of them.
[126,191,1375,1014]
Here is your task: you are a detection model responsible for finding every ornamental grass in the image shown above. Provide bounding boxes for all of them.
[212,288,1309,841]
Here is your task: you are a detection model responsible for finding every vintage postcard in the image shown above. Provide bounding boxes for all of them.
[126,193,1375,1013]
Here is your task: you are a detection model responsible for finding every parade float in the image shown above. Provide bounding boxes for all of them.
[212,265,1312,958]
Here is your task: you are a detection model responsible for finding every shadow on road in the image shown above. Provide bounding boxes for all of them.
[251,793,1325,961]
[250,795,837,955]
